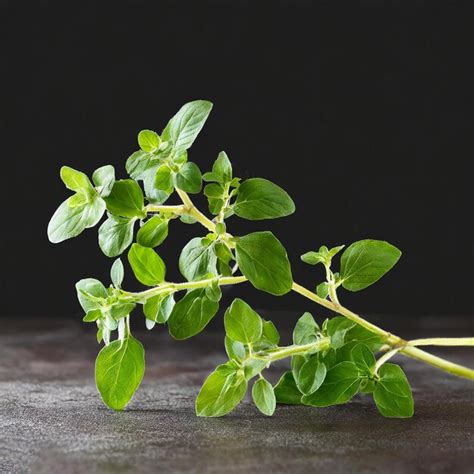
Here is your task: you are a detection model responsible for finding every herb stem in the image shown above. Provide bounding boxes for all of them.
[146,204,186,215]
[176,188,216,232]
[407,337,474,347]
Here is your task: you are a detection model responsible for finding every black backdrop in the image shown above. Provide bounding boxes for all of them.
[2,1,472,318]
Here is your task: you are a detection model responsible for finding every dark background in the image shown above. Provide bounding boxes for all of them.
[1,0,472,320]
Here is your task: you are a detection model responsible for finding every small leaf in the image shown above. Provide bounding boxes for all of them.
[92,165,115,197]
[104,179,146,219]
[302,361,361,407]
[340,240,402,291]
[373,363,414,418]
[203,151,233,183]
[296,357,327,395]
[316,282,329,299]
[126,150,158,180]
[110,302,136,320]
[162,100,213,151]
[60,166,94,194]
[205,281,222,302]
[351,344,376,374]
[128,243,166,286]
[168,288,219,340]
[110,258,124,287]
[154,165,174,191]
[234,178,295,220]
[83,309,102,322]
[224,298,263,344]
[137,216,169,248]
[143,294,175,324]
[236,231,293,296]
[225,336,246,361]
[98,215,135,257]
[293,312,320,345]
[252,378,276,416]
[95,336,145,411]
[175,162,202,194]
[76,278,107,312]
[196,362,247,417]
[301,251,326,265]
[138,129,161,152]
[274,371,303,405]
[179,237,217,281]
[326,317,356,349]
[260,320,280,346]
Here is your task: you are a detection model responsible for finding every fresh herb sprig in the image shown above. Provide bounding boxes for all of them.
[48,100,474,418]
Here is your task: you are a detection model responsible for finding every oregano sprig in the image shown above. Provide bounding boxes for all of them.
[48,100,474,417]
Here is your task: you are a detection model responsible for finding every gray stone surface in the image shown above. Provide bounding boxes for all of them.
[0,316,473,473]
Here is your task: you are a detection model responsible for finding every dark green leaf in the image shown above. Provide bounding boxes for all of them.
[274,371,303,405]
[179,237,217,281]
[236,231,293,296]
[128,243,166,286]
[105,179,146,219]
[340,240,402,291]
[168,288,219,340]
[296,357,327,395]
[316,282,329,299]
[154,165,174,191]
[137,216,169,248]
[326,317,356,349]
[224,298,263,344]
[252,378,276,416]
[234,178,295,220]
[98,215,135,257]
[293,312,320,345]
[175,162,202,194]
[351,344,376,374]
[95,336,145,411]
[302,361,361,407]
[373,363,414,418]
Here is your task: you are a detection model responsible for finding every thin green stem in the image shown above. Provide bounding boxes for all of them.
[146,204,186,215]
[176,188,216,232]
[407,338,474,347]
[375,347,401,373]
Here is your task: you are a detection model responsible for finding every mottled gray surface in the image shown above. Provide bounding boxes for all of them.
[0,316,473,473]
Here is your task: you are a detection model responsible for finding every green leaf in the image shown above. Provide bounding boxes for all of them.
[373,363,414,418]
[143,294,175,324]
[351,344,376,374]
[110,302,136,320]
[104,179,146,219]
[60,166,94,194]
[126,150,158,180]
[138,129,161,152]
[302,361,361,407]
[195,362,247,417]
[48,195,105,243]
[316,282,329,299]
[326,317,356,349]
[162,100,213,151]
[179,237,217,281]
[274,371,303,405]
[168,288,219,340]
[205,281,222,302]
[154,165,174,191]
[110,258,124,287]
[236,231,293,296]
[296,357,327,395]
[175,162,202,194]
[244,359,267,380]
[224,336,246,361]
[83,309,102,322]
[95,336,145,411]
[301,251,326,266]
[224,298,263,344]
[92,165,115,197]
[203,151,233,184]
[293,312,320,345]
[98,215,135,257]
[261,320,280,346]
[75,278,107,312]
[234,178,295,220]
[340,240,402,291]
[128,243,166,286]
[137,216,169,248]
[252,378,276,416]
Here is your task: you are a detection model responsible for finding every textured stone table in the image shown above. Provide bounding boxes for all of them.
[0,316,473,473]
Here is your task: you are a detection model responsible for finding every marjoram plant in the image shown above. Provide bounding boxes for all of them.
[48,100,473,417]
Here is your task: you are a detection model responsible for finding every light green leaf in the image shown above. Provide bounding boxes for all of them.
[98,215,135,257]
[196,361,247,417]
[351,344,376,374]
[203,151,233,184]
[95,336,145,411]
[92,165,115,197]
[168,288,219,340]
[83,309,102,322]
[154,165,174,191]
[234,178,295,220]
[128,243,166,286]
[60,166,94,194]
[373,363,414,418]
[260,320,280,346]
[75,278,107,312]
[162,100,213,151]
[293,312,320,345]
[110,258,124,287]
[301,251,326,265]
[205,280,222,302]
[340,239,402,291]
[274,371,303,405]
[302,361,361,407]
[252,378,276,416]
[126,150,158,180]
[175,162,202,194]
[104,179,146,219]
[316,282,329,299]
[48,195,106,243]
[296,357,327,395]
[225,336,246,361]
[326,317,356,349]
[236,231,293,296]
[110,302,136,320]
[143,294,175,324]
[137,216,169,248]
[179,237,217,281]
[138,129,161,152]
[224,298,263,344]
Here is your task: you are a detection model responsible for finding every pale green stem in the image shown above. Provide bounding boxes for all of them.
[176,188,216,232]
[375,347,402,373]
[146,204,186,214]
[407,338,474,347]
